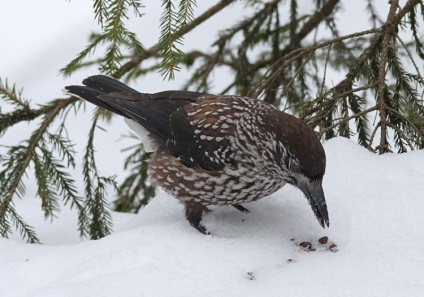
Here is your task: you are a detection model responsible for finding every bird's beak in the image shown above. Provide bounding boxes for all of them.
[298,182,329,228]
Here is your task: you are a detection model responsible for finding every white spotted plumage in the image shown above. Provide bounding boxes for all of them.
[148,96,293,206]
[66,74,328,233]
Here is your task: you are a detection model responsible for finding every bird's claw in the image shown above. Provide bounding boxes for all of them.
[232,204,250,213]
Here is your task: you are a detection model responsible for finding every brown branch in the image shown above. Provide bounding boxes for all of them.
[314,0,423,151]
[0,97,78,219]
[387,122,415,151]
[0,86,29,110]
[115,0,236,78]
[213,0,279,47]
[369,120,379,145]
[308,83,378,128]
[279,51,314,106]
[0,98,79,135]
[252,0,421,76]
[369,0,421,153]
[261,0,341,103]
[250,1,352,73]
[317,106,378,136]
[376,0,399,154]
[386,106,424,140]
[396,0,423,21]
[396,35,424,85]
[332,83,378,101]
[248,28,380,98]
[319,43,333,97]
[296,0,340,41]
[198,44,225,91]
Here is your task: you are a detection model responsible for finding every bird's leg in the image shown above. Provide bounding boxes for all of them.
[184,202,211,235]
[232,204,250,213]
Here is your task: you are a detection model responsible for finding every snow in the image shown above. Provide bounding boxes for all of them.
[1,138,424,297]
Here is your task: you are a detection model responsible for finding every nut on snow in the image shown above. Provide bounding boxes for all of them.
[328,243,338,252]
[318,236,328,244]
[299,242,312,250]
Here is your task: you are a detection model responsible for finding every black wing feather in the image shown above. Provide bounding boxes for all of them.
[98,93,194,142]
[83,75,139,93]
[65,75,232,171]
[66,75,209,141]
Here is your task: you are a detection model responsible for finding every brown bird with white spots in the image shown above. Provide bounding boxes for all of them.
[66,75,329,234]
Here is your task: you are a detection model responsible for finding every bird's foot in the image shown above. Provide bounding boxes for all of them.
[232,204,250,213]
[193,223,211,235]
[185,202,211,235]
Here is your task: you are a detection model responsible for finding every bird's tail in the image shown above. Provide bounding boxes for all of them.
[64,75,138,117]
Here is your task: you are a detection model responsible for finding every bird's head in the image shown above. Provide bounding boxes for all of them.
[284,169,329,228]
[270,110,329,228]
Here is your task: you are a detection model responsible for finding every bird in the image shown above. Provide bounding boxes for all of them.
[65,75,329,234]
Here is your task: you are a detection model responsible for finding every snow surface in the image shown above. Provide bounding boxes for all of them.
[1,138,424,297]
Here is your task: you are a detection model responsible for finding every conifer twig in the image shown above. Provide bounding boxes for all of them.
[115,0,235,78]
[376,0,399,154]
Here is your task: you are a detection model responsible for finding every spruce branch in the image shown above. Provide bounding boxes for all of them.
[0,97,78,241]
[396,35,424,85]
[248,0,342,80]
[178,0,197,27]
[248,28,380,99]
[114,138,155,213]
[387,121,415,152]
[296,0,340,42]
[61,34,106,77]
[318,44,332,98]
[1,109,39,136]
[81,115,115,239]
[365,0,383,27]
[262,0,341,104]
[386,106,424,142]
[101,0,127,74]
[9,207,40,244]
[89,176,115,239]
[32,152,60,219]
[408,4,424,59]
[376,0,399,154]
[93,0,108,28]
[279,51,314,106]
[116,0,236,78]
[159,0,183,80]
[62,0,144,77]
[0,78,29,109]
[317,105,378,137]
[40,135,82,211]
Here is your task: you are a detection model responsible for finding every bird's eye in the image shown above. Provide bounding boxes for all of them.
[287,177,297,184]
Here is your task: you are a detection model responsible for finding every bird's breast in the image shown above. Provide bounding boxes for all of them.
[148,153,287,205]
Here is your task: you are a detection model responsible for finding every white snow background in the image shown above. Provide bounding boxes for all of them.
[2,138,424,297]
[1,1,424,297]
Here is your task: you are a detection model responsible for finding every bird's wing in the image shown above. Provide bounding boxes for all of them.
[167,96,238,171]
[65,75,209,143]
[102,94,238,171]
[97,91,198,143]
[66,75,236,171]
